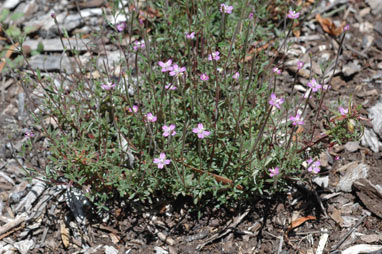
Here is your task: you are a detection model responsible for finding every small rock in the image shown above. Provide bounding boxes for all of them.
[336,162,369,192]
[313,176,329,188]
[374,37,382,50]
[23,39,91,52]
[367,0,382,15]
[369,101,382,137]
[28,55,73,73]
[374,22,382,36]
[362,35,374,49]
[342,61,361,77]
[13,239,34,254]
[361,128,382,153]
[104,246,118,254]
[3,0,21,9]
[359,22,374,33]
[344,141,360,153]
[154,246,169,254]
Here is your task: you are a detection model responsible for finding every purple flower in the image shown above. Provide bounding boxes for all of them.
[269,167,279,177]
[169,64,186,77]
[25,130,35,138]
[335,156,340,160]
[339,106,348,116]
[116,22,126,32]
[165,83,177,90]
[289,112,304,126]
[146,113,157,122]
[192,123,211,139]
[269,93,285,109]
[158,59,173,72]
[220,3,234,14]
[273,67,281,74]
[162,124,176,137]
[306,158,320,174]
[248,12,254,19]
[128,105,139,113]
[101,82,117,90]
[186,32,195,39]
[153,153,171,169]
[307,79,322,92]
[200,73,209,81]
[344,24,350,31]
[287,10,300,19]
[208,51,220,61]
[133,40,145,50]
[297,60,304,70]
[232,72,240,80]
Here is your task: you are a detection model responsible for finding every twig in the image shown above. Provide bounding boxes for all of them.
[0,214,28,237]
[330,214,367,252]
[196,208,250,250]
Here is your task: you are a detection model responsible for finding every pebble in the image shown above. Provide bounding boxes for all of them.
[342,61,361,77]
[344,141,360,153]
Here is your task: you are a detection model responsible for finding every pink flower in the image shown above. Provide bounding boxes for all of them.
[289,112,304,126]
[208,51,220,61]
[287,10,300,19]
[269,167,279,177]
[269,93,285,109]
[232,72,240,80]
[165,83,177,90]
[192,123,210,139]
[200,73,209,81]
[248,12,254,19]
[344,24,350,31]
[133,40,145,50]
[220,3,233,14]
[25,130,35,138]
[186,32,195,39]
[101,82,117,90]
[162,124,176,137]
[335,156,340,160]
[116,22,126,32]
[306,158,320,174]
[128,105,139,113]
[169,64,186,77]
[339,106,348,116]
[307,79,322,92]
[297,60,304,70]
[273,67,281,74]
[153,153,171,169]
[158,59,173,72]
[146,113,157,122]
[322,84,331,90]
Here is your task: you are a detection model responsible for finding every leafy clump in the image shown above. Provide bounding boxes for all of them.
[17,0,361,211]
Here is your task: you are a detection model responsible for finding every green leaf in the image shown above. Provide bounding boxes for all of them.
[5,26,21,39]
[0,9,9,23]
[10,12,24,21]
[24,25,39,34]
[37,41,44,52]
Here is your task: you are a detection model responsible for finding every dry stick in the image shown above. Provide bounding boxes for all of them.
[0,215,28,237]
[330,214,367,252]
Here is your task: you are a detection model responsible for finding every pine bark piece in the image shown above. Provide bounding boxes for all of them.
[353,178,382,219]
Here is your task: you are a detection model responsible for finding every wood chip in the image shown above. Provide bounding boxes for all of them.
[60,221,70,248]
